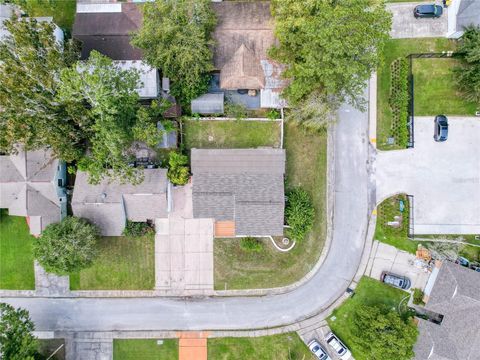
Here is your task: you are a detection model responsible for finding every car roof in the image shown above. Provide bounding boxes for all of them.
[417,4,436,11]
[384,274,404,286]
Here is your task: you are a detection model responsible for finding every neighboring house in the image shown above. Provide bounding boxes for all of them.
[72,169,169,236]
[191,1,287,113]
[447,0,480,38]
[191,148,286,237]
[0,148,67,236]
[414,261,480,360]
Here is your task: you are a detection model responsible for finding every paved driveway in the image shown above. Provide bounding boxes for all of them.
[376,117,480,234]
[387,2,448,38]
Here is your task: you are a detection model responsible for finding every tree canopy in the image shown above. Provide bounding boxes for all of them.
[270,0,391,116]
[352,305,418,360]
[33,217,99,275]
[132,0,216,106]
[285,187,315,242]
[0,303,37,360]
[455,26,480,104]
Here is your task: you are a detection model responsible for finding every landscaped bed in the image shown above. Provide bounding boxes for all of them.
[328,276,410,360]
[213,123,327,290]
[182,119,282,149]
[113,339,178,360]
[0,209,35,290]
[70,234,155,290]
[208,333,314,360]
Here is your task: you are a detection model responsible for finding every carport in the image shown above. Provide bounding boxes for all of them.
[376,116,480,235]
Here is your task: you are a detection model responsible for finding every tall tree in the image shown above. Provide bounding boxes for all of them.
[132,0,216,106]
[352,305,418,360]
[0,303,37,360]
[0,17,80,160]
[455,26,480,104]
[270,0,391,118]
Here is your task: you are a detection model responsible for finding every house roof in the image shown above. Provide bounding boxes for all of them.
[220,44,265,90]
[414,262,480,360]
[0,148,62,235]
[114,60,159,98]
[72,3,142,60]
[71,169,168,236]
[457,0,480,31]
[191,149,285,236]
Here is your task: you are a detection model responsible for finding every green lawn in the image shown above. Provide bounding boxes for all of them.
[70,235,155,290]
[328,277,410,360]
[113,339,178,360]
[183,119,281,149]
[16,0,77,32]
[208,333,314,360]
[0,209,35,289]
[413,58,478,115]
[214,123,327,290]
[377,38,457,150]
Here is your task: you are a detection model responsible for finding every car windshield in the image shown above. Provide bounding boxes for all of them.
[313,345,320,352]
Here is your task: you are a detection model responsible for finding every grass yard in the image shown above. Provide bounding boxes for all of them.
[377,38,457,150]
[15,0,77,32]
[183,119,281,149]
[208,333,314,360]
[113,339,178,360]
[214,123,327,290]
[0,209,35,289]
[328,277,410,360]
[413,58,478,116]
[70,234,154,290]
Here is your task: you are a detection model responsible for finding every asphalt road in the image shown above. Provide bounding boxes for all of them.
[2,91,371,332]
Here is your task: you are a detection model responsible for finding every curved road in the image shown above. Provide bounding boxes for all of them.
[1,90,372,332]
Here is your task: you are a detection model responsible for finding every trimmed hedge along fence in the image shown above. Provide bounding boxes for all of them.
[389,58,410,148]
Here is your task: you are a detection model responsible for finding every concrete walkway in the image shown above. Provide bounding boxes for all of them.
[34,261,69,296]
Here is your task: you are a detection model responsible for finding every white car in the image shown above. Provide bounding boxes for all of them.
[325,332,352,360]
[308,339,331,360]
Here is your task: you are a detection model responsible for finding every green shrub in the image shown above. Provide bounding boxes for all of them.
[285,188,315,242]
[389,57,410,147]
[267,109,280,120]
[224,102,248,120]
[123,221,153,237]
[412,288,425,305]
[167,152,190,185]
[239,237,264,253]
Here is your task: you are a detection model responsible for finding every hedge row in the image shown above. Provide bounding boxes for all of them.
[389,58,410,148]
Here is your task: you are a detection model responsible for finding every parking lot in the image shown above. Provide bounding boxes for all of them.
[376,116,480,235]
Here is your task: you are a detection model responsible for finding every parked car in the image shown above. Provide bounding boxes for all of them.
[381,271,411,290]
[325,332,351,360]
[308,339,331,360]
[434,115,448,142]
[414,4,443,18]
[455,257,470,267]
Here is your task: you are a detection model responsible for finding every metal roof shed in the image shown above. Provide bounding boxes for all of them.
[191,93,224,115]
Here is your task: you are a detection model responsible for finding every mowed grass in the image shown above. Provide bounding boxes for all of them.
[70,235,155,290]
[0,209,35,289]
[413,58,478,115]
[214,123,327,290]
[328,277,409,360]
[183,119,281,149]
[377,38,457,150]
[208,333,315,360]
[19,0,77,32]
[113,339,178,360]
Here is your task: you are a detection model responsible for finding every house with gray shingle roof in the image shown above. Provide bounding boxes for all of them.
[414,261,480,360]
[191,148,286,237]
[0,148,67,235]
[72,169,169,236]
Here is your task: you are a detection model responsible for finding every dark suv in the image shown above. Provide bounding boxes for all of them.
[414,4,443,18]
[434,115,448,142]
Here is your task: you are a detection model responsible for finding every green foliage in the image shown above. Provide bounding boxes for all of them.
[389,58,410,147]
[167,152,190,185]
[224,102,248,120]
[413,288,425,305]
[133,100,173,148]
[352,305,418,360]
[239,237,264,253]
[454,26,480,104]
[266,109,280,120]
[33,217,99,275]
[285,187,315,242]
[0,303,36,360]
[270,0,391,108]
[123,221,153,238]
[0,17,81,161]
[132,0,216,106]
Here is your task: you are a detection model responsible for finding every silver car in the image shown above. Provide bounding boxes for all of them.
[325,332,352,360]
[308,339,331,360]
[381,271,411,290]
